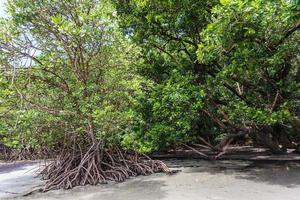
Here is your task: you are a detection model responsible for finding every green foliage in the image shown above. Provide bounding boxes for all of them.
[123,71,205,152]
[0,0,143,152]
[0,70,20,148]
[195,0,300,151]
[113,0,218,78]
[198,0,299,126]
[114,0,222,151]
[115,0,300,152]
[1,0,299,155]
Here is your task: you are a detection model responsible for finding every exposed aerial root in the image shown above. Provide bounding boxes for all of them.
[40,143,169,191]
[1,147,53,161]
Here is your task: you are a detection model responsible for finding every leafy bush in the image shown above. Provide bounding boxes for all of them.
[123,70,205,152]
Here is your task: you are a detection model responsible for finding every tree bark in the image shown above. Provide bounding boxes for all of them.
[254,126,284,154]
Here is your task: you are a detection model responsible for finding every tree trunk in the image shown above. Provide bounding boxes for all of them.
[254,126,283,154]
[215,131,248,151]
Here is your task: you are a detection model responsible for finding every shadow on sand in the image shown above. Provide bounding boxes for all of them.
[179,159,300,188]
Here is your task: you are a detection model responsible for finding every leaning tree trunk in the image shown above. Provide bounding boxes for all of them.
[215,131,248,152]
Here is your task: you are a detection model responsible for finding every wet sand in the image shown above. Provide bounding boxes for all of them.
[0,161,45,199]
[1,160,300,200]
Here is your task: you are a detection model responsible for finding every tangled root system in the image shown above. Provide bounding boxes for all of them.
[40,143,169,191]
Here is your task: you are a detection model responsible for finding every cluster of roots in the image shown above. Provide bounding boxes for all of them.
[40,143,169,191]
[0,146,53,161]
